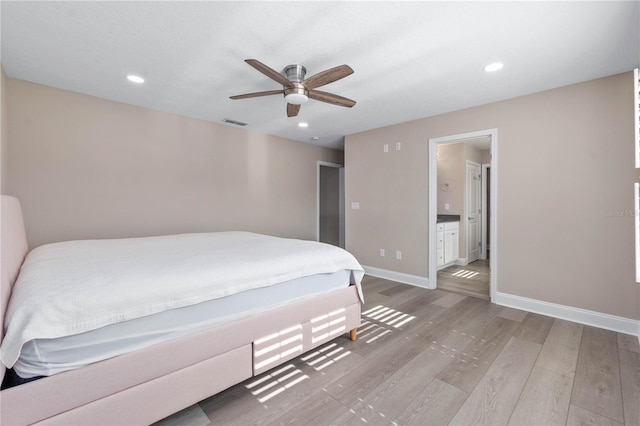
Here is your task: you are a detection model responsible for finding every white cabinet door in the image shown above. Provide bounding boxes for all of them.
[437,231,445,267]
[444,229,458,264]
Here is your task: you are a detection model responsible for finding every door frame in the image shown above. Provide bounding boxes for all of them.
[317,161,345,248]
[480,163,490,260]
[466,160,482,264]
[428,129,498,301]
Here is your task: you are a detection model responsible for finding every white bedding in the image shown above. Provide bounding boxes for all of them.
[15,270,351,378]
[1,232,364,369]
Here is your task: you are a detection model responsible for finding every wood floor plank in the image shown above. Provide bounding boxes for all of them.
[444,298,504,338]
[571,326,624,423]
[618,348,640,426]
[498,306,529,322]
[346,326,474,423]
[617,332,640,353]
[432,291,467,308]
[322,321,439,405]
[536,319,583,378]
[437,316,520,393]
[513,312,555,344]
[270,389,348,425]
[394,378,468,426]
[437,279,490,300]
[508,366,573,425]
[449,336,541,426]
[566,404,623,426]
[348,302,446,359]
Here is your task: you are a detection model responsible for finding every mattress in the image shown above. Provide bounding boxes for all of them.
[2,232,364,371]
[15,269,351,378]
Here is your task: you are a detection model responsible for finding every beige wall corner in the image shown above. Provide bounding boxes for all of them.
[3,78,342,248]
[346,71,639,321]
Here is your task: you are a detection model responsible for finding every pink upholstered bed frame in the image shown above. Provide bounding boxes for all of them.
[0,195,361,425]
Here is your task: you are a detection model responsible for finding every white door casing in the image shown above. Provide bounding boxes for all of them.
[480,163,490,260]
[466,160,481,263]
[428,128,498,301]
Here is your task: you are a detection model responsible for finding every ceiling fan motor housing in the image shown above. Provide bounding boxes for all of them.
[283,65,309,104]
[284,64,306,82]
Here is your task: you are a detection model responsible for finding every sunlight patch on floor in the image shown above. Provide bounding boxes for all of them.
[451,270,480,279]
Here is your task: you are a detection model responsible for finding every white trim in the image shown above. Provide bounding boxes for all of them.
[495,291,640,338]
[316,161,345,248]
[634,68,639,169]
[634,68,640,283]
[465,160,481,263]
[363,265,430,288]
[428,129,498,300]
[480,163,490,260]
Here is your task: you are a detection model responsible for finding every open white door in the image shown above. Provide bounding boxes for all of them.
[466,161,481,263]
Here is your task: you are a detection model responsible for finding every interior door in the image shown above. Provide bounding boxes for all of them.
[318,164,342,247]
[466,161,481,263]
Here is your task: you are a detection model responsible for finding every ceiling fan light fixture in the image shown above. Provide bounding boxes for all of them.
[284,92,309,105]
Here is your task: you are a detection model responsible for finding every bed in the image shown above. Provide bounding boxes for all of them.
[0,195,364,425]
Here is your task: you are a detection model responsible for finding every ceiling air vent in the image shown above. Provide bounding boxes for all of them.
[222,118,249,127]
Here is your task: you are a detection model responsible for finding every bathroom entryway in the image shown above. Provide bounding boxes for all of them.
[429,128,496,301]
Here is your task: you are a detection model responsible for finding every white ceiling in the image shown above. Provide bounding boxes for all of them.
[1,1,638,150]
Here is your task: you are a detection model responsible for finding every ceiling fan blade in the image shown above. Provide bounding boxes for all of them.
[245,59,294,89]
[230,90,283,100]
[287,103,301,117]
[308,90,356,108]
[302,65,354,90]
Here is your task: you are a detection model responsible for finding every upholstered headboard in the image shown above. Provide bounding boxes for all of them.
[1,195,29,382]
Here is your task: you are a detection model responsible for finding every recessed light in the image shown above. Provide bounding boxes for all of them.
[126,74,145,83]
[298,122,308,128]
[484,62,504,72]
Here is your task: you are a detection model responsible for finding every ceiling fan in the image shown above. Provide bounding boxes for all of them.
[230,59,356,118]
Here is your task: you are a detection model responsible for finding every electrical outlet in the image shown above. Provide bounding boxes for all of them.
[380,248,385,257]
[395,142,401,151]
[445,203,450,211]
[396,250,402,260]
[383,144,389,153]
[351,202,360,210]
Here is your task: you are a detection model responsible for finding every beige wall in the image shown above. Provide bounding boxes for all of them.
[437,143,464,216]
[1,68,6,190]
[2,78,342,249]
[346,71,639,320]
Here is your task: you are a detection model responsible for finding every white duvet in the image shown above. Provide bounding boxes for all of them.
[1,232,364,368]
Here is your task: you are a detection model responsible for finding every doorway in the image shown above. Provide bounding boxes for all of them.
[317,161,345,248]
[428,129,497,301]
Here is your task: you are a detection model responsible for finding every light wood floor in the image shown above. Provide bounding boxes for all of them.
[155,276,640,426]
[438,259,490,300]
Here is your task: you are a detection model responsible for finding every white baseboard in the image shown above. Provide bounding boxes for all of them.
[362,265,430,289]
[495,291,640,338]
